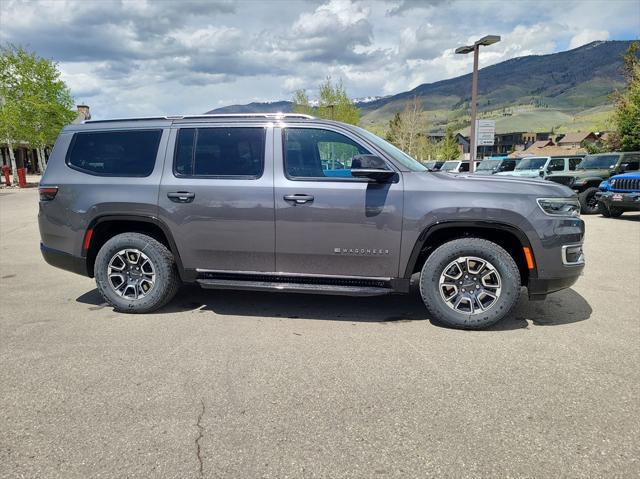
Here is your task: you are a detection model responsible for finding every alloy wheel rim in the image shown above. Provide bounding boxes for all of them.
[438,256,502,314]
[107,249,156,300]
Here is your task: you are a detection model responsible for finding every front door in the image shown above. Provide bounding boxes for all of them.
[274,126,403,278]
[158,125,275,272]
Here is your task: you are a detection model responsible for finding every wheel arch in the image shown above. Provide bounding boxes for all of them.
[83,215,187,280]
[404,221,535,285]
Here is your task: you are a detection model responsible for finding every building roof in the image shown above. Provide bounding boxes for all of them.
[557,132,596,144]
[508,145,586,158]
[529,139,554,149]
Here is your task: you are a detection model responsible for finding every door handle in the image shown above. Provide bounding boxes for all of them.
[283,194,314,204]
[167,191,195,203]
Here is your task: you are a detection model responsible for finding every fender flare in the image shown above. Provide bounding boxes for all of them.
[85,215,190,281]
[403,220,535,279]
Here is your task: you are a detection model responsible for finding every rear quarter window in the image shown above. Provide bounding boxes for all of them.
[66,129,162,177]
[174,127,265,178]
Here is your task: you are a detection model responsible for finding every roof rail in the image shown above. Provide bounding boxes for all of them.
[84,112,315,124]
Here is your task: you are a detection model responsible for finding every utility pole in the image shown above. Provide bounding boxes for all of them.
[456,35,500,173]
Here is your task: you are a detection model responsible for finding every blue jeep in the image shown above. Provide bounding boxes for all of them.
[596,172,640,217]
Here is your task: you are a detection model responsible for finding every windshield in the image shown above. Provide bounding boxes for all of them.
[441,161,460,171]
[576,154,619,169]
[477,160,501,170]
[424,161,443,169]
[354,126,427,171]
[516,158,548,170]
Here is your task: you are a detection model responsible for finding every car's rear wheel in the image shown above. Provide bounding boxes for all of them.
[419,238,521,330]
[95,233,180,313]
[578,187,600,214]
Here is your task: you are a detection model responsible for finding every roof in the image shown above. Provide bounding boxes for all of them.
[557,132,596,144]
[529,139,554,149]
[83,113,314,124]
[63,113,321,132]
[509,145,587,158]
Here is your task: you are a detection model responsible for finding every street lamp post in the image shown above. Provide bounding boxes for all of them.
[455,35,500,172]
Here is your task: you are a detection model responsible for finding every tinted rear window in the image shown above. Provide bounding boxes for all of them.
[66,130,162,176]
[174,128,265,177]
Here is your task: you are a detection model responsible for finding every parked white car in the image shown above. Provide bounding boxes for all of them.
[440,160,480,173]
[496,156,583,179]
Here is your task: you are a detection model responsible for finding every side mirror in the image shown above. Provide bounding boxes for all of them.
[351,155,395,182]
[619,163,629,172]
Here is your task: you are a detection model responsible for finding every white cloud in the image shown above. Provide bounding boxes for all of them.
[569,29,610,49]
[0,0,634,118]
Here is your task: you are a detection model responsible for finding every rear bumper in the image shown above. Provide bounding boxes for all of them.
[596,191,640,211]
[40,243,89,277]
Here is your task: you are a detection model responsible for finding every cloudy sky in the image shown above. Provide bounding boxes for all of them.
[1,0,638,119]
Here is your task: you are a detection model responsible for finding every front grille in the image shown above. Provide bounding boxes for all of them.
[547,176,574,186]
[612,178,640,192]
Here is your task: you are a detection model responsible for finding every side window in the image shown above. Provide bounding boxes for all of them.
[548,158,564,171]
[174,128,265,177]
[284,128,370,179]
[500,160,516,171]
[459,162,470,172]
[66,129,162,177]
[569,158,581,170]
[623,154,640,171]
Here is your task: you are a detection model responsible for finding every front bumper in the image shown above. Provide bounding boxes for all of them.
[528,272,582,300]
[526,216,585,300]
[40,243,89,277]
[595,191,640,211]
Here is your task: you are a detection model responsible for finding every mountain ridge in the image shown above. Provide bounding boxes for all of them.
[206,40,636,133]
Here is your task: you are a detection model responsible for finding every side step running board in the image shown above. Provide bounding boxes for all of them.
[196,278,394,296]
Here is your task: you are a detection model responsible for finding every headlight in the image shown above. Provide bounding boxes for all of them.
[610,179,616,187]
[537,198,581,217]
[599,180,610,191]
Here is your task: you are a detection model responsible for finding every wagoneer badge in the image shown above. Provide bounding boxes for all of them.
[334,247,390,255]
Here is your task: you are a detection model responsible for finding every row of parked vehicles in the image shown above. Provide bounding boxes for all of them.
[427,152,640,215]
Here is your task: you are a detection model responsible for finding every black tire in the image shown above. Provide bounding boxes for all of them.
[419,238,521,330]
[598,201,611,217]
[598,201,624,217]
[609,207,624,217]
[94,233,180,313]
[578,187,600,214]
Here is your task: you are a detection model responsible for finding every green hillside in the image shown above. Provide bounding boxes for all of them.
[359,40,634,134]
[209,40,635,135]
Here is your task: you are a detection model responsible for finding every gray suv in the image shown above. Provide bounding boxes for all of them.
[38,114,585,329]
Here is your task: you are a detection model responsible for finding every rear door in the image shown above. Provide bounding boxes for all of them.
[273,125,403,277]
[158,123,275,273]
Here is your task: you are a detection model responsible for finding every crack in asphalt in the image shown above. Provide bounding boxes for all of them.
[195,399,205,478]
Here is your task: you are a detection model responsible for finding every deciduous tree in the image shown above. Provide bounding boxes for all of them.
[292,77,359,125]
[0,44,75,181]
[611,42,640,152]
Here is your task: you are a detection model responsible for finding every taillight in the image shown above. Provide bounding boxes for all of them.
[39,187,58,201]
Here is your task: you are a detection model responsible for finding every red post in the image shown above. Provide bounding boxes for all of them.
[17,167,27,188]
[1,165,10,186]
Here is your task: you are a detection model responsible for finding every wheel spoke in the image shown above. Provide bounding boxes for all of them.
[443,262,463,280]
[466,258,485,275]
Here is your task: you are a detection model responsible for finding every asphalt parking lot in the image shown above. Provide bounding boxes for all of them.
[1,188,639,478]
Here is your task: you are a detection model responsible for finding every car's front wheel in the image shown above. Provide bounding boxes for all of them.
[578,187,600,214]
[419,238,521,329]
[95,233,180,313]
[598,201,624,217]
